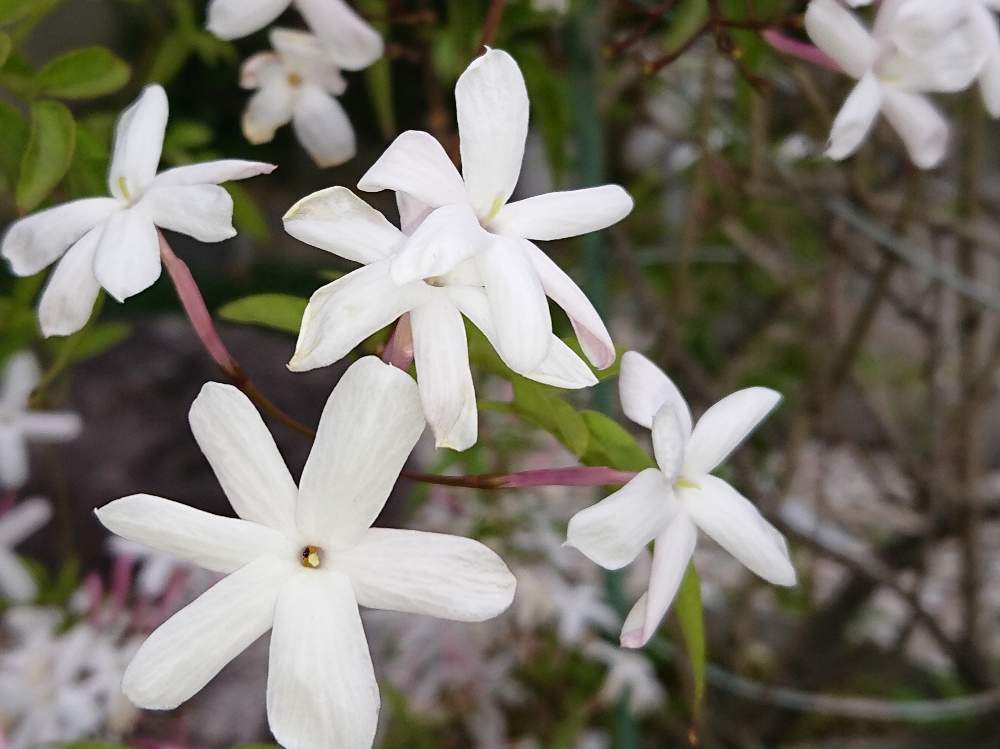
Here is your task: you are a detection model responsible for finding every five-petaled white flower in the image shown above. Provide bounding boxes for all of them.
[207,0,383,72]
[94,356,517,749]
[805,0,983,168]
[566,351,796,649]
[0,85,275,337]
[0,353,81,490]
[284,187,598,450]
[0,497,51,602]
[241,28,357,168]
[356,48,633,375]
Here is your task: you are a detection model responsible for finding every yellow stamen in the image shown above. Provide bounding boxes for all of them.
[675,477,700,490]
[300,545,322,568]
[485,196,504,223]
[117,176,131,202]
[287,72,304,87]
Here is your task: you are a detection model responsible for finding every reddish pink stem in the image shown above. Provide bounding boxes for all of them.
[762,30,840,73]
[382,314,415,370]
[402,466,636,489]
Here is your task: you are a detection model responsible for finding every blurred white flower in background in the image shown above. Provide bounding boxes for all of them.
[207,0,383,71]
[241,29,357,168]
[0,353,81,489]
[584,640,666,715]
[0,497,50,602]
[0,86,274,336]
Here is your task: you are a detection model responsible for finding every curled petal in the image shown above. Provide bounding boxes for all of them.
[358,130,467,208]
[292,84,356,168]
[618,351,693,435]
[390,203,490,285]
[152,160,276,189]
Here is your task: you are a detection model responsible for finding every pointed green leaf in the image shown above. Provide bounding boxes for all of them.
[218,294,307,335]
[578,410,655,471]
[675,564,706,715]
[0,31,10,67]
[16,99,76,213]
[36,46,130,99]
[512,379,590,457]
[0,0,38,25]
[0,100,27,186]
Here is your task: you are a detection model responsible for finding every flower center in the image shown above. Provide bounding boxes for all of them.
[117,176,132,202]
[484,195,504,224]
[300,545,323,568]
[287,72,304,87]
[674,477,700,490]
[424,275,447,287]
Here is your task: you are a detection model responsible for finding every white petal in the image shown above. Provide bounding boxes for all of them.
[1,198,120,276]
[357,130,468,208]
[240,51,284,89]
[283,186,403,265]
[826,73,883,161]
[95,494,295,573]
[18,412,82,442]
[565,468,676,570]
[140,185,236,243]
[0,549,36,602]
[888,0,970,58]
[292,84,356,168]
[981,51,1000,118]
[38,227,102,338]
[881,89,949,169]
[491,185,633,240]
[522,241,615,369]
[683,386,781,475]
[123,555,292,709]
[267,569,378,749]
[396,191,433,234]
[296,356,425,548]
[93,208,161,303]
[340,527,516,620]
[682,475,795,585]
[618,350,693,435]
[295,0,384,71]
[207,0,289,39]
[448,286,597,389]
[803,0,876,78]
[1,352,40,411]
[475,235,551,373]
[456,49,529,219]
[651,402,686,480]
[390,203,491,284]
[974,4,1000,118]
[108,85,168,200]
[269,29,348,94]
[620,512,697,649]
[188,383,299,535]
[288,261,428,372]
[0,428,27,490]
[411,294,477,450]
[242,79,296,145]
[151,160,276,188]
[0,496,51,546]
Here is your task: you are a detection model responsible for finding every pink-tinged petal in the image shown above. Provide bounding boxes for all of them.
[681,475,796,586]
[358,130,468,208]
[242,79,296,145]
[476,235,551,373]
[93,208,161,303]
[292,84,356,168]
[0,428,27,490]
[95,494,295,573]
[283,186,402,265]
[683,386,781,475]
[340,528,517,621]
[140,185,236,243]
[188,382,299,536]
[152,160,276,188]
[295,0,384,71]
[1,198,120,276]
[522,241,615,370]
[411,293,478,450]
[241,51,284,89]
[826,73,883,161]
[761,30,839,72]
[390,203,491,285]
[123,555,293,709]
[881,89,949,170]
[266,570,379,749]
[38,227,102,338]
[803,0,876,79]
[288,261,429,372]
[490,185,633,241]
[456,49,529,219]
[1,353,40,411]
[108,85,169,200]
[620,513,697,649]
[618,351,693,435]
[566,468,676,571]
[207,0,289,40]
[296,357,425,548]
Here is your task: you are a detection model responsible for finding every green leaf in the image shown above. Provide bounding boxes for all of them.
[0,100,27,187]
[365,56,395,141]
[63,741,135,749]
[0,0,37,25]
[511,379,590,457]
[65,120,110,198]
[16,99,76,213]
[147,31,191,84]
[578,410,655,471]
[36,46,130,99]
[228,182,269,242]
[675,565,706,716]
[64,322,131,363]
[218,294,307,335]
[0,31,10,67]
[662,0,709,56]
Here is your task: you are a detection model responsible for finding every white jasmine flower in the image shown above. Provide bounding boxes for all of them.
[283,187,598,451]
[241,28,356,168]
[357,48,632,374]
[0,353,81,489]
[0,497,51,602]
[1,85,275,337]
[584,640,666,715]
[804,0,983,167]
[566,351,796,649]
[206,0,383,71]
[95,356,517,749]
